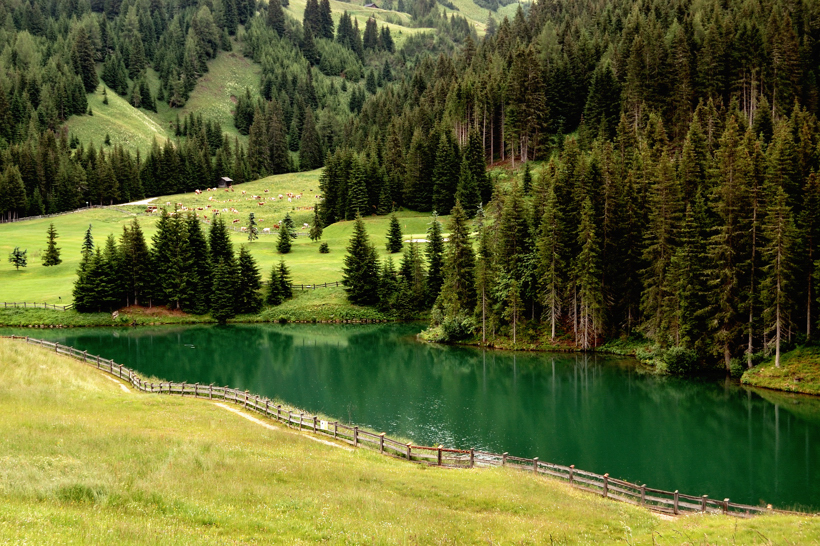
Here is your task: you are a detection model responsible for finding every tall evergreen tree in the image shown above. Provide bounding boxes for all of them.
[386,213,403,252]
[425,212,445,304]
[342,213,380,305]
[437,201,476,315]
[236,245,263,314]
[211,258,236,323]
[42,223,61,266]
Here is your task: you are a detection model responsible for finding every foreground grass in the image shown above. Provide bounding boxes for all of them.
[742,346,820,396]
[0,340,816,544]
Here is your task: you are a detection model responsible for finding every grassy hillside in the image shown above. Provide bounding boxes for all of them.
[65,84,171,156]
[0,339,815,544]
[0,170,446,305]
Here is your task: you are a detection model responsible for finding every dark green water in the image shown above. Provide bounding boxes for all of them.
[5,323,819,510]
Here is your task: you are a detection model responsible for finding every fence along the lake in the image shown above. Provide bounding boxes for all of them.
[3,335,793,519]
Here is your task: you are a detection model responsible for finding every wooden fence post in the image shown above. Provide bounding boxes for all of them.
[118,364,123,378]
[437,446,442,466]
[287,411,292,427]
[83,350,87,362]
[701,495,708,512]
[640,485,646,505]
[470,449,475,468]
[299,414,304,431]
[209,384,213,400]
[265,399,269,415]
[313,416,317,432]
[353,426,358,447]
[194,383,199,397]
[55,342,59,352]
[379,433,385,454]
[569,465,575,484]
[406,443,411,460]
[603,474,609,498]
[502,452,508,466]
[723,499,729,515]
[533,457,539,474]
[673,490,679,515]
[244,391,248,408]
[334,421,338,439]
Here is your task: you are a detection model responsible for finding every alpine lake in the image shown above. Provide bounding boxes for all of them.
[4,322,818,511]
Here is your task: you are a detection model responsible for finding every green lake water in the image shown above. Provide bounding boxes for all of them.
[5,323,818,510]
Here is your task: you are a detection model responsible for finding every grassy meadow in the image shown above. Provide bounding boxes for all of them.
[742,346,820,396]
[0,339,816,544]
[0,170,446,307]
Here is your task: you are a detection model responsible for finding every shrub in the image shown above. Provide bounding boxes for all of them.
[663,347,699,375]
[319,242,329,253]
[440,313,474,342]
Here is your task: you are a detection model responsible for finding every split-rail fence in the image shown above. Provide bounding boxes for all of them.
[2,334,799,519]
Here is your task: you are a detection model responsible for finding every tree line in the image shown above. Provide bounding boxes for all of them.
[73,211,292,323]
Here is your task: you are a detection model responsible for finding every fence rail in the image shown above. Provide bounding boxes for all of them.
[2,302,73,311]
[2,334,799,519]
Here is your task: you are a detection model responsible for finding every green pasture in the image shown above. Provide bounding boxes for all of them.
[0,170,447,304]
[0,339,815,544]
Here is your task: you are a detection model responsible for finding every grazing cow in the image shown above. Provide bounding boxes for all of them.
[278,194,283,199]
[302,223,309,229]
[240,227,247,232]
[274,223,280,229]
[287,197,292,202]
[263,228,271,233]
[258,202,265,206]
[264,189,269,193]
[232,219,240,223]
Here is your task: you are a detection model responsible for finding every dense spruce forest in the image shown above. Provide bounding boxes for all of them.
[315,0,820,374]
[0,0,473,216]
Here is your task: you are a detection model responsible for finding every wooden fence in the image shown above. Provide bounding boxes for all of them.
[3,334,796,519]
[2,302,73,311]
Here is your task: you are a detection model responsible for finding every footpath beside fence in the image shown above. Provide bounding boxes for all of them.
[2,334,796,519]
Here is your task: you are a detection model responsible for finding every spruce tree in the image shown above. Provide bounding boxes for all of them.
[522,162,533,194]
[266,264,284,306]
[247,212,259,242]
[119,219,151,307]
[342,213,380,305]
[236,246,263,314]
[267,0,286,35]
[81,224,94,259]
[277,216,292,253]
[211,259,236,323]
[474,215,495,344]
[438,201,476,316]
[386,213,403,252]
[456,158,479,218]
[761,185,796,368]
[432,132,458,215]
[299,110,323,171]
[576,196,603,349]
[425,212,445,304]
[309,207,323,241]
[8,247,27,270]
[42,223,61,266]
[186,214,211,314]
[278,259,294,300]
[74,28,99,93]
[536,182,563,340]
[209,215,234,264]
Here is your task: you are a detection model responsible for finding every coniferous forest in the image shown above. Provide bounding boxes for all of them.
[1,0,820,374]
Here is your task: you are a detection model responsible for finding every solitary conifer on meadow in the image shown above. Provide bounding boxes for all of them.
[342,213,380,305]
[386,213,403,252]
[42,223,61,266]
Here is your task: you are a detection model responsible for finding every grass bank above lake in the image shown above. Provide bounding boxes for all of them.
[0,339,816,544]
[742,346,820,396]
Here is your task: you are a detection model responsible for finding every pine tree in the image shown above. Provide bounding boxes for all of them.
[438,201,476,315]
[81,224,94,259]
[474,214,495,344]
[211,258,236,323]
[536,182,563,341]
[576,196,603,349]
[152,209,196,310]
[8,247,27,270]
[247,212,259,242]
[342,213,380,305]
[209,215,234,264]
[522,162,533,194]
[761,185,796,368]
[42,223,61,266]
[309,207,323,241]
[278,259,293,300]
[277,217,292,253]
[283,213,297,239]
[119,219,151,307]
[266,264,284,306]
[425,212,445,304]
[186,214,211,314]
[386,213,403,252]
[236,246,263,314]
[74,28,99,93]
[432,132,459,215]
